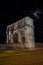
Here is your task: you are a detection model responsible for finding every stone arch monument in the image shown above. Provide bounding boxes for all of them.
[6,16,35,49]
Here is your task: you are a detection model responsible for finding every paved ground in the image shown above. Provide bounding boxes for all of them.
[0,48,43,65]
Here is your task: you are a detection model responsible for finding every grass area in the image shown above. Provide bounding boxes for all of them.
[0,49,43,65]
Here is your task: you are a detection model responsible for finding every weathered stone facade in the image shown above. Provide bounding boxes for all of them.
[6,16,35,49]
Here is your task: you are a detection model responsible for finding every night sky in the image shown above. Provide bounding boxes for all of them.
[0,0,43,43]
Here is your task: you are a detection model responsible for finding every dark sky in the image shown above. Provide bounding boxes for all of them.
[0,0,43,43]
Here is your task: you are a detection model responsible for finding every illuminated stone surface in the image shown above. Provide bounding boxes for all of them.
[6,16,35,49]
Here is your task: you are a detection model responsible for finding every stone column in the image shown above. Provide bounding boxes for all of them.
[24,29,28,43]
[9,28,13,43]
[18,30,24,48]
[11,34,13,43]
[24,28,29,48]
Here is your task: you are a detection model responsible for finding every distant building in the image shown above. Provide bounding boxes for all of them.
[6,16,35,49]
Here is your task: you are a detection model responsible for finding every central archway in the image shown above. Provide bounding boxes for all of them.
[13,33,18,43]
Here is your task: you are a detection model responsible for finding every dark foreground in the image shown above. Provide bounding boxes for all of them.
[0,48,43,65]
